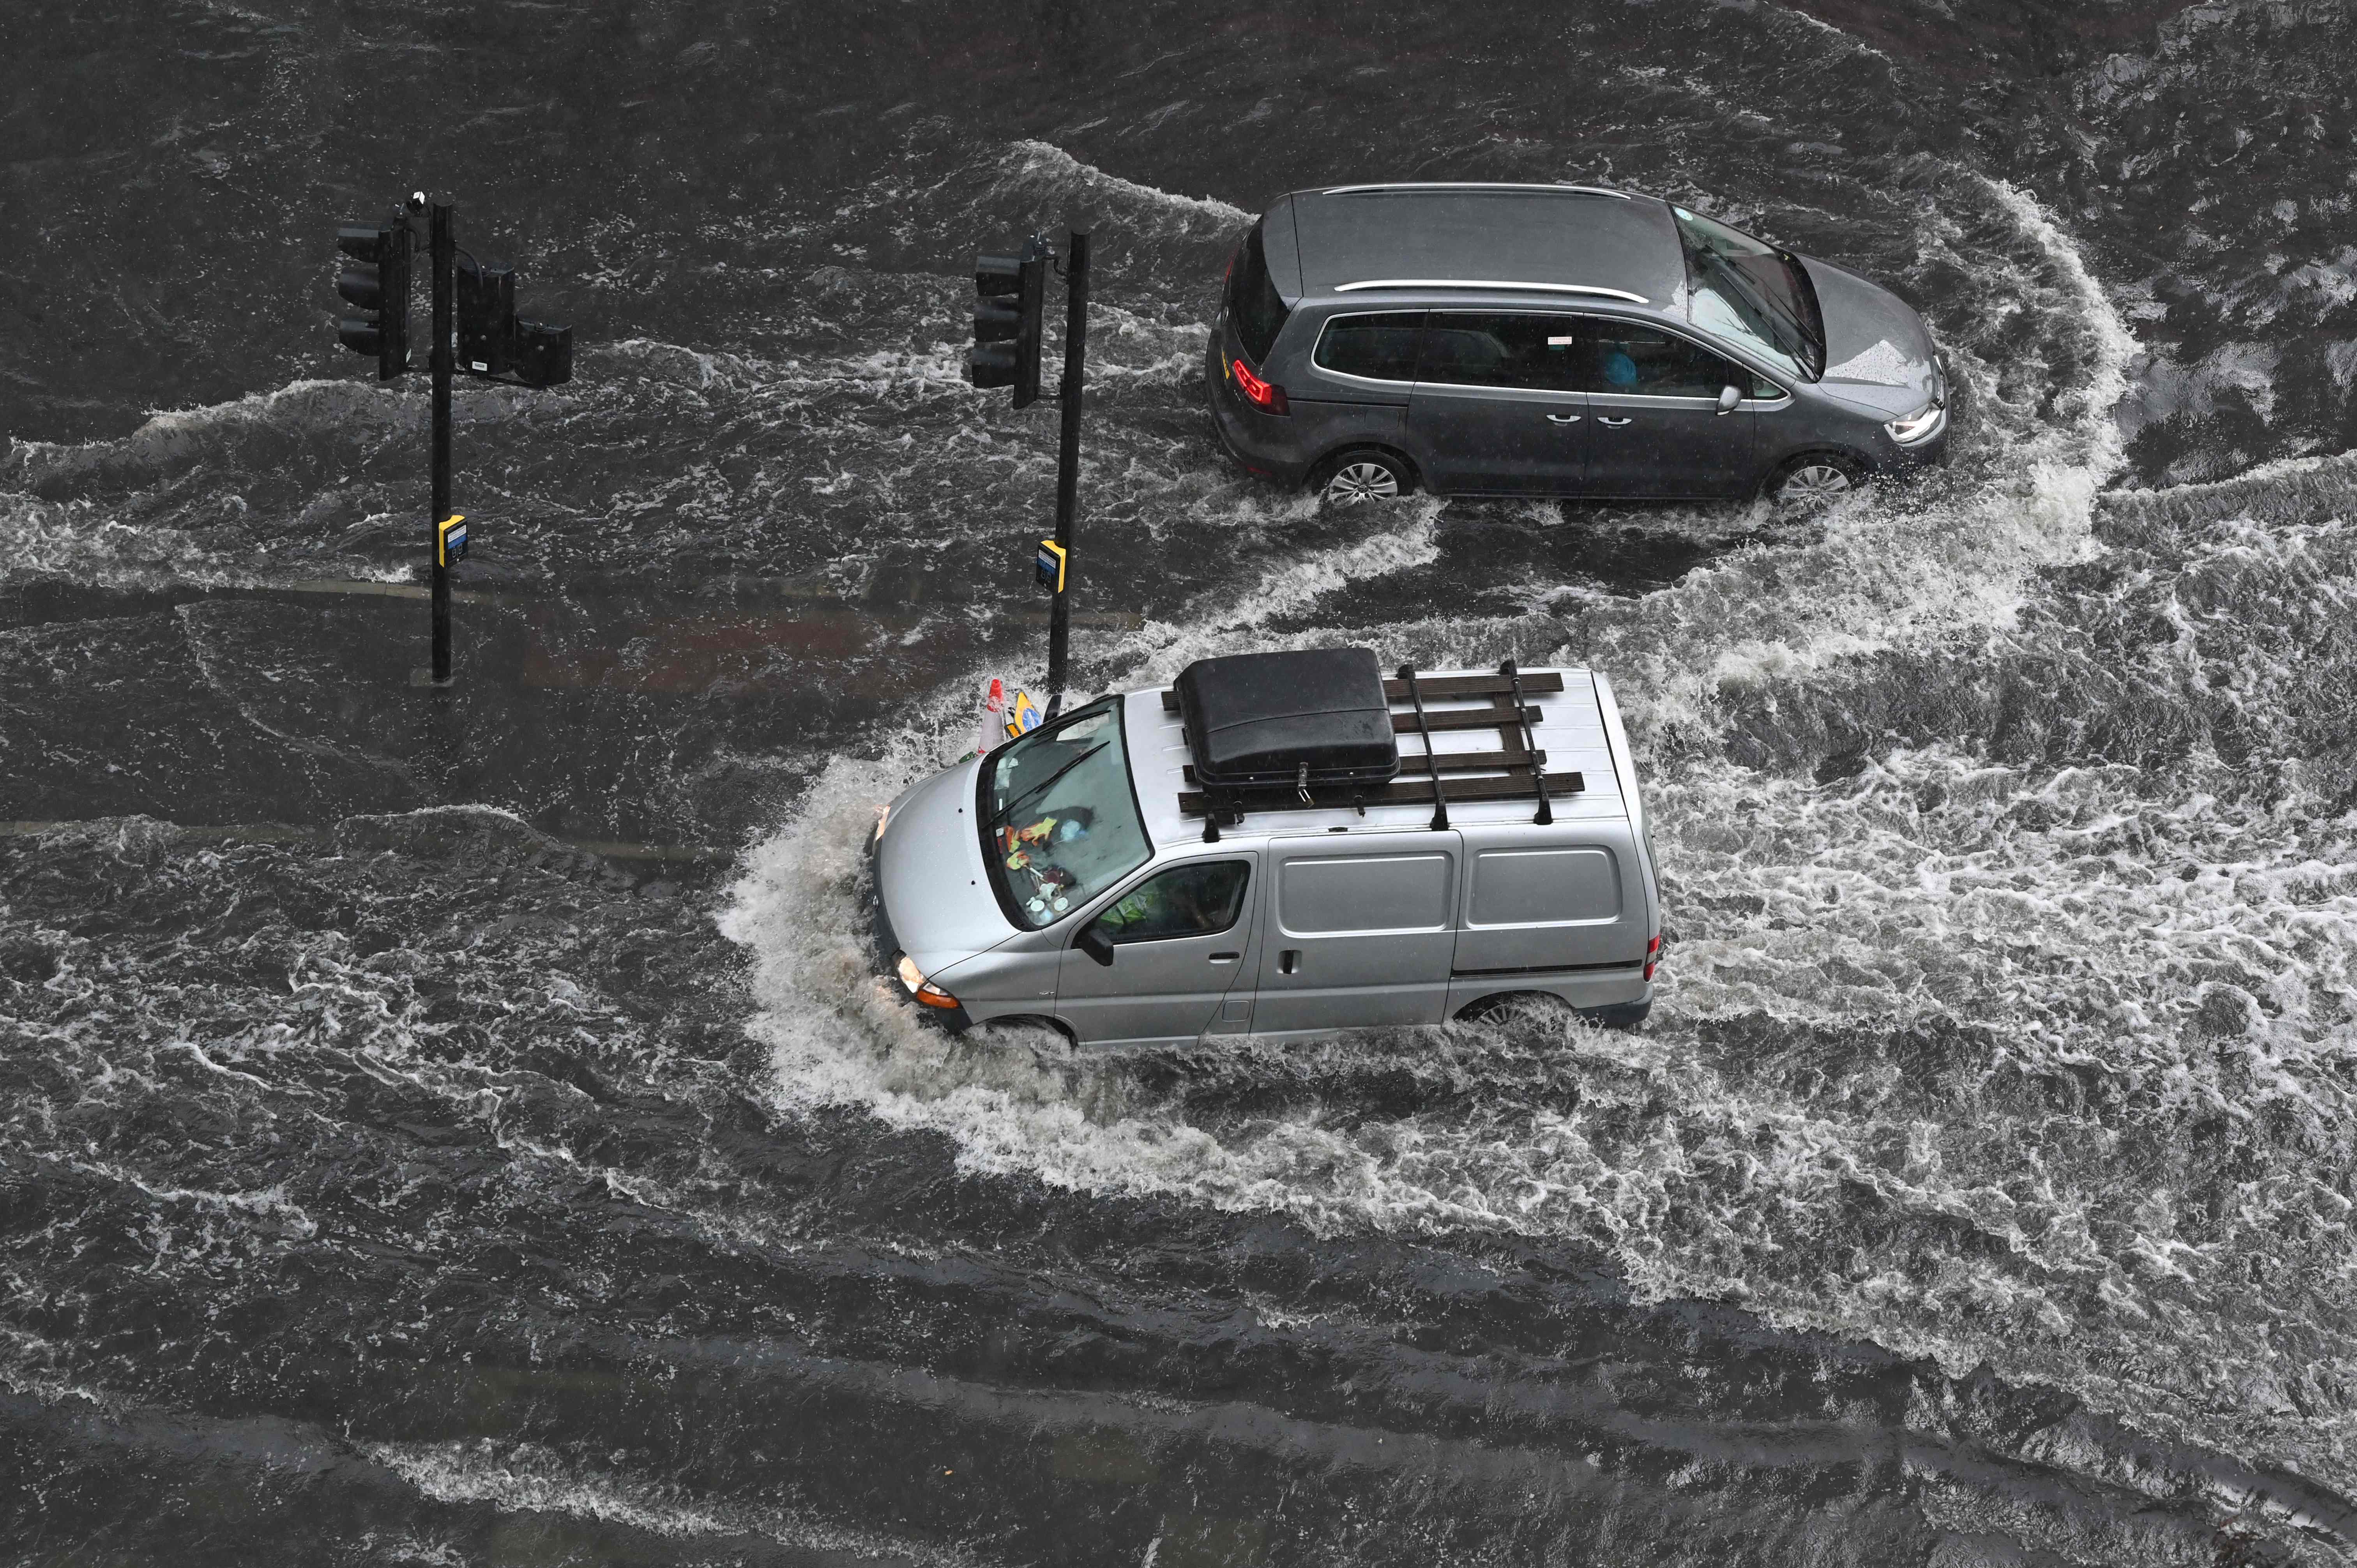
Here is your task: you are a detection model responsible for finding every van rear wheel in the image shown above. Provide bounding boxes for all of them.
[1314,449,1413,505]
[1455,992,1574,1026]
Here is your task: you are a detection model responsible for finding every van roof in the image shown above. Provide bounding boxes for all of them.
[1122,666,1634,848]
[1281,185,1688,306]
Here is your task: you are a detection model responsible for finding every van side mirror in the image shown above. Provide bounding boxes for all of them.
[1076,922,1116,967]
[1716,384,1742,415]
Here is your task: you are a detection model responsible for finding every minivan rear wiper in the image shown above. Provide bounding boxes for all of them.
[991,742,1108,831]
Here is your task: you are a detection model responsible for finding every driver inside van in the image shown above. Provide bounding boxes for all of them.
[1100,871,1211,942]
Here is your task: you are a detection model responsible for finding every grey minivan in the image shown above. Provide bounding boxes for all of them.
[1207,182,1948,507]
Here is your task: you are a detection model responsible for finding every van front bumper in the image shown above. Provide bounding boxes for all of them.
[866,842,973,1033]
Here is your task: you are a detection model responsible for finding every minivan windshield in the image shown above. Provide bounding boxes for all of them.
[1227,223,1292,364]
[1671,206,1825,381]
[980,698,1152,928]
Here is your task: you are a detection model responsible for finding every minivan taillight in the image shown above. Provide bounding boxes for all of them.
[1231,357,1289,415]
[1643,934,1662,982]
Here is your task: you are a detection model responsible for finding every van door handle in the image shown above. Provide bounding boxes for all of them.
[1598,415,1633,427]
[1279,949,1301,975]
[1209,951,1240,963]
[1544,413,1581,424]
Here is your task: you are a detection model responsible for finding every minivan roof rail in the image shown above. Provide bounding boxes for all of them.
[1319,182,1633,200]
[1332,280,1651,304]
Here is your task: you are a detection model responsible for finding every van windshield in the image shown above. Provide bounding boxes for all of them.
[1671,206,1825,381]
[1227,223,1292,364]
[980,698,1152,928]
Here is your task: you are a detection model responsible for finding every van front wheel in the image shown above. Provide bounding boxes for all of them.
[1314,449,1413,505]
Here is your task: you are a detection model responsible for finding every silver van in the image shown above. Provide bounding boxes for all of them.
[1207,183,1948,507]
[868,648,1663,1047]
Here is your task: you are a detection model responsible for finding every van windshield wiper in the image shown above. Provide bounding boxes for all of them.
[991,742,1108,831]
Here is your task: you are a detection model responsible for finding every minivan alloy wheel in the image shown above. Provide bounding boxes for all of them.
[1322,460,1402,503]
[1776,462,1855,507]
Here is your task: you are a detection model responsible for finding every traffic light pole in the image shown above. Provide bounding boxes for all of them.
[1044,230,1088,719]
[428,200,455,685]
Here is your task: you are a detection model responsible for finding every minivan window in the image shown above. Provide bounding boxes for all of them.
[1227,224,1292,365]
[1416,313,1583,392]
[1090,860,1251,944]
[981,698,1152,928]
[1581,321,1747,399]
[1313,312,1426,382]
[1670,206,1826,381]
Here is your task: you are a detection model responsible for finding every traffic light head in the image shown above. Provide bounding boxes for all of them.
[333,222,410,379]
[966,238,1050,408]
[512,320,572,387]
[456,256,516,376]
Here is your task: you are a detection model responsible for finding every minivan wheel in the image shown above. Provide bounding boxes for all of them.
[1767,454,1865,512]
[1315,449,1413,505]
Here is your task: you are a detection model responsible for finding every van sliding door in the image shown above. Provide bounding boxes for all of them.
[1249,834,1462,1035]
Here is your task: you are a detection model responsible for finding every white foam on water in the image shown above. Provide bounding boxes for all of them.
[369,1439,973,1564]
[1571,177,2137,748]
[997,139,1253,230]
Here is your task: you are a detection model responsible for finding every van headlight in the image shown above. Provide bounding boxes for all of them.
[893,953,960,1010]
[1885,403,1945,445]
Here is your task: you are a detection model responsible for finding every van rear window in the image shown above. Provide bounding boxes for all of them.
[1227,223,1292,365]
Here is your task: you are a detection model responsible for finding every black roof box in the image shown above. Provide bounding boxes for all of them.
[1175,647,1400,789]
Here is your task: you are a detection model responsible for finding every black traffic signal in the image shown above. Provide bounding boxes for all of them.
[512,320,573,387]
[456,256,514,376]
[335,223,411,378]
[456,253,572,387]
[967,235,1049,408]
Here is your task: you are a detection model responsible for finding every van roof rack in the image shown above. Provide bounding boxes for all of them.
[1166,660,1583,841]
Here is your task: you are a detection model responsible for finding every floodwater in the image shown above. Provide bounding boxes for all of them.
[7,1,2357,1562]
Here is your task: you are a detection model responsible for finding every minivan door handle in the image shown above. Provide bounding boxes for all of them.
[1278,949,1301,975]
[1544,412,1581,424]
[1598,415,1633,427]
[1209,951,1240,963]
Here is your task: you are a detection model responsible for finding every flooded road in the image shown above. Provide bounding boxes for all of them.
[6,1,2357,1561]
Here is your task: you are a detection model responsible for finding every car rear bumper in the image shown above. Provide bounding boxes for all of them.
[1205,335,1312,487]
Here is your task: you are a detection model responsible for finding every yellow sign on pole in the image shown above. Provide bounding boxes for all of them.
[1034,538,1066,594]
[436,513,468,568]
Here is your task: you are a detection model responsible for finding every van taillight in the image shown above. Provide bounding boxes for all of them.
[1231,357,1289,415]
[1643,934,1662,982]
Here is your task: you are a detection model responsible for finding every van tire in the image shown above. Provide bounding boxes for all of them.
[975,1015,1077,1047]
[1454,991,1574,1026]
[1764,452,1866,512]
[1312,448,1416,506]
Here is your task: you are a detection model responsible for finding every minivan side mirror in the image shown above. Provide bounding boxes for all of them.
[1076,922,1116,967]
[1716,384,1742,415]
